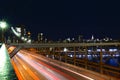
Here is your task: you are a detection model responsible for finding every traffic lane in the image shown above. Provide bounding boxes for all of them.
[11,59,23,80]
[12,56,34,80]
[28,53,90,80]
[14,54,47,80]
[17,52,69,80]
[20,50,92,80]
[23,50,106,80]
[15,55,41,80]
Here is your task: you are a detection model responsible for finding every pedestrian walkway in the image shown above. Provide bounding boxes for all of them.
[0,44,18,80]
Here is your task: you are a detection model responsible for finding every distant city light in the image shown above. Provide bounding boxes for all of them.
[27,39,31,43]
[41,33,43,35]
[64,48,68,52]
[88,50,92,52]
[97,49,105,52]
[24,38,27,41]
[21,37,25,40]
[109,49,118,52]
[28,32,31,35]
[67,38,70,42]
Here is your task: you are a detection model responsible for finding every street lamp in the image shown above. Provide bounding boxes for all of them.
[0,21,7,43]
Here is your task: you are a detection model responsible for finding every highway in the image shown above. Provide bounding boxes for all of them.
[11,50,95,80]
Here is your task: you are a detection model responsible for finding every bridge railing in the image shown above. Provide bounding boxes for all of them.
[9,42,120,48]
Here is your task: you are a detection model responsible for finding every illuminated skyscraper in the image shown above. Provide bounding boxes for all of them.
[38,33,44,43]
[91,35,94,40]
[78,35,83,42]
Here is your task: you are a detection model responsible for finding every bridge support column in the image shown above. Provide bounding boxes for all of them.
[46,48,50,58]
[85,46,88,69]
[58,47,61,61]
[74,47,76,65]
[52,47,55,59]
[100,47,103,74]
[65,48,68,63]
[43,48,46,56]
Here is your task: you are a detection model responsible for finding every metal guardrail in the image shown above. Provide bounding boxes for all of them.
[9,42,120,48]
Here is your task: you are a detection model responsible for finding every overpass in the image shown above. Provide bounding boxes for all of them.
[7,42,120,79]
[8,42,120,58]
[8,42,120,48]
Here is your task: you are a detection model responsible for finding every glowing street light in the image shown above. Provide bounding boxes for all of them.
[0,21,7,29]
[0,21,7,43]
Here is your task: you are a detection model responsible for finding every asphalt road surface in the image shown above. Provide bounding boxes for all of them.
[12,50,96,80]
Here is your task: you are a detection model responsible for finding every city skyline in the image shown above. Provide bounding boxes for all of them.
[0,0,120,40]
[5,26,115,43]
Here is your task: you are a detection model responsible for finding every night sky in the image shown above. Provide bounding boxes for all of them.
[0,0,120,40]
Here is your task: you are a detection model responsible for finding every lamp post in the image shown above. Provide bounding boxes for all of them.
[0,21,7,43]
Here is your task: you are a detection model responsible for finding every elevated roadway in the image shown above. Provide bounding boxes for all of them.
[8,42,120,48]
[8,42,120,58]
[12,49,110,80]
[7,42,120,79]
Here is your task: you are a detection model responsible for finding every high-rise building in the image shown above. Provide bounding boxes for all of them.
[38,33,44,43]
[91,35,94,40]
[16,25,26,37]
[78,35,83,42]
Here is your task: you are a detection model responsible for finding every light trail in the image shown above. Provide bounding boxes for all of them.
[20,50,76,80]
[22,65,27,70]
[15,55,40,80]
[11,59,23,80]
[17,53,61,80]
[27,52,94,80]
[35,58,76,80]
[59,66,94,80]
